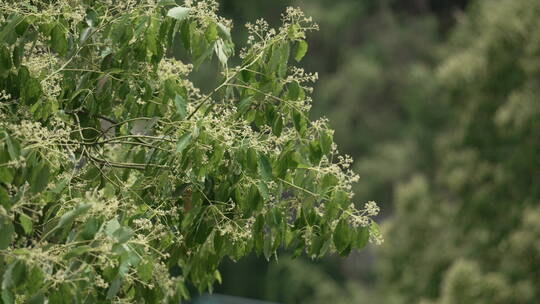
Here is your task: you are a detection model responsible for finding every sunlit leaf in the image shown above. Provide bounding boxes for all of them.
[167,6,191,21]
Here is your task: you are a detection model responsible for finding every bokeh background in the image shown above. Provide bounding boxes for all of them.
[195,0,540,303]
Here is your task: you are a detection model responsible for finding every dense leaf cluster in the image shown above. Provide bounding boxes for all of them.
[0,0,380,302]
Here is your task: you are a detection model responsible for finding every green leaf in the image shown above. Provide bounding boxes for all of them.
[80,216,101,240]
[278,43,290,77]
[12,44,23,68]
[176,279,190,299]
[30,163,50,194]
[242,185,261,213]
[236,96,253,115]
[246,147,258,174]
[25,266,44,294]
[370,221,381,240]
[2,259,27,289]
[5,134,20,160]
[49,284,74,304]
[0,45,12,77]
[79,27,92,44]
[0,215,14,249]
[214,38,229,66]
[27,293,45,304]
[106,277,122,300]
[174,94,187,119]
[332,190,350,208]
[216,22,231,41]
[180,20,192,51]
[257,153,273,181]
[1,289,14,304]
[0,167,14,184]
[54,203,92,230]
[272,115,283,137]
[176,132,192,154]
[292,110,307,135]
[19,213,33,235]
[205,23,218,43]
[354,226,369,249]
[321,173,338,193]
[308,140,322,163]
[268,43,283,74]
[63,245,92,260]
[333,219,351,255]
[105,218,121,237]
[0,15,24,44]
[50,24,68,56]
[288,81,300,101]
[137,261,153,282]
[51,178,68,194]
[319,130,332,155]
[294,40,308,62]
[167,6,191,21]
[257,181,270,200]
[0,187,9,209]
[113,226,134,243]
[21,76,42,105]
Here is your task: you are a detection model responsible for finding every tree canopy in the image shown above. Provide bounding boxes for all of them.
[0,0,381,302]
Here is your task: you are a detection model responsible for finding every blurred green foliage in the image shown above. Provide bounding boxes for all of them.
[379,1,540,303]
[214,0,540,303]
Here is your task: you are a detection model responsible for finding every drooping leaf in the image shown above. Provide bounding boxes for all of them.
[19,213,33,235]
[176,132,192,154]
[5,134,20,160]
[294,40,308,62]
[257,181,270,200]
[205,23,218,43]
[216,22,231,41]
[354,226,370,249]
[272,115,283,137]
[319,130,333,155]
[2,259,27,289]
[292,110,307,135]
[26,293,45,304]
[0,45,12,77]
[0,15,24,44]
[180,20,192,51]
[288,81,300,101]
[30,163,50,194]
[246,147,258,174]
[54,203,92,230]
[174,94,187,119]
[236,96,253,115]
[0,215,14,249]
[257,153,273,181]
[333,219,352,255]
[50,24,68,56]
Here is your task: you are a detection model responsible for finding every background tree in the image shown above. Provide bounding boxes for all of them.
[378,1,540,303]
[0,0,381,302]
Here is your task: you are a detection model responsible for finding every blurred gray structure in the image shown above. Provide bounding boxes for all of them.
[192,294,280,304]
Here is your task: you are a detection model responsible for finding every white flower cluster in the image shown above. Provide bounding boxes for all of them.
[281,7,319,31]
[184,0,231,29]
[286,67,319,85]
[157,58,193,80]
[23,43,58,76]
[364,201,380,217]
[6,118,75,166]
[0,90,11,101]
